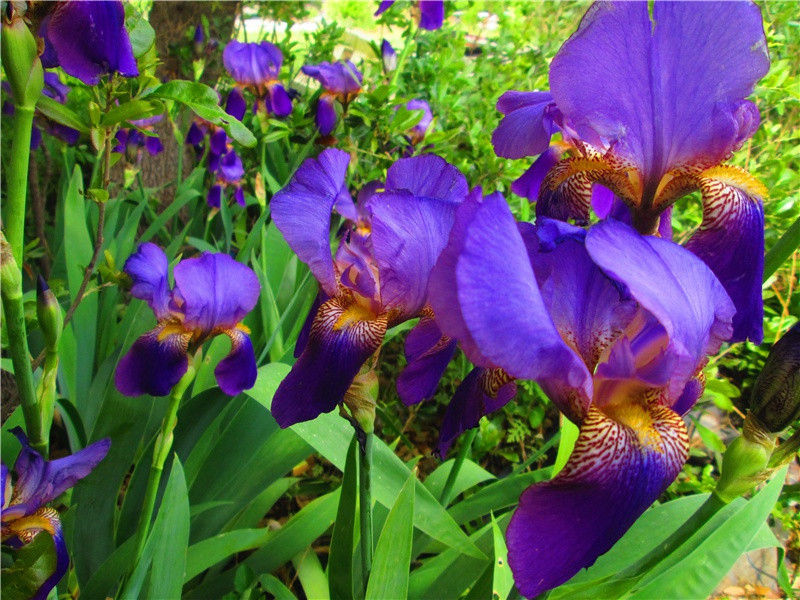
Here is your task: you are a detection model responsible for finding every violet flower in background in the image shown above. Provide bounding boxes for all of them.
[428,193,735,596]
[381,39,397,73]
[269,148,468,427]
[400,98,433,145]
[492,0,769,343]
[113,115,164,162]
[301,61,363,136]
[207,149,246,208]
[1,428,109,600]
[39,0,139,86]
[375,0,444,30]
[115,243,260,397]
[223,40,292,117]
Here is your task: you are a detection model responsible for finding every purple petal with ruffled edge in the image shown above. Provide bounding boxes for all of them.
[223,40,282,86]
[507,405,688,597]
[369,189,461,316]
[218,150,244,183]
[586,219,735,401]
[418,0,444,30]
[173,253,260,332]
[433,191,590,391]
[375,0,395,16]
[438,368,516,457]
[42,0,138,85]
[271,297,387,427]
[384,153,468,204]
[9,427,110,515]
[685,178,764,343]
[492,91,555,159]
[123,242,171,319]
[115,328,189,397]
[225,88,247,121]
[267,83,293,117]
[214,328,257,395]
[397,317,456,406]
[272,148,351,296]
[405,99,433,141]
[549,1,769,182]
[511,146,561,202]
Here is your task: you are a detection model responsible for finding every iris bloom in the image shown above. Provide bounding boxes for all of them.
[115,243,260,397]
[185,90,246,207]
[113,115,164,161]
[223,40,292,118]
[429,193,735,596]
[301,61,363,136]
[399,99,433,145]
[2,428,109,600]
[270,148,468,426]
[39,0,138,86]
[492,1,769,343]
[375,0,444,31]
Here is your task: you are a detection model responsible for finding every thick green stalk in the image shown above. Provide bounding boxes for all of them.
[131,366,196,564]
[358,430,374,591]
[1,272,45,454]
[5,105,35,265]
[439,427,478,507]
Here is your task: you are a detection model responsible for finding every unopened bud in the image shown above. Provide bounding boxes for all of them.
[0,232,22,293]
[344,367,378,434]
[381,39,397,73]
[1,15,43,107]
[714,415,774,503]
[36,275,62,350]
[750,323,800,433]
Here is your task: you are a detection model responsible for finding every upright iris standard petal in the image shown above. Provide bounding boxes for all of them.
[272,148,351,296]
[586,219,735,398]
[173,253,261,331]
[548,1,769,182]
[302,61,363,97]
[506,405,688,597]
[214,327,257,396]
[40,0,139,85]
[397,316,457,406]
[271,296,388,427]
[384,152,468,203]
[123,242,171,318]
[439,368,517,457]
[685,169,766,343]
[418,0,445,30]
[114,327,190,397]
[492,91,556,159]
[223,40,283,86]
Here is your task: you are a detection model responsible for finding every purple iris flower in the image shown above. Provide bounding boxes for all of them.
[492,1,769,344]
[39,0,139,86]
[375,0,444,30]
[113,115,164,161]
[208,149,246,208]
[2,428,109,600]
[301,61,363,136]
[428,192,735,596]
[270,148,468,427]
[223,40,292,118]
[115,243,260,397]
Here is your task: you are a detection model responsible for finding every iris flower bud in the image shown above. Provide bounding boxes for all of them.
[714,415,774,503]
[381,39,397,73]
[750,323,800,433]
[1,14,44,108]
[36,275,63,351]
[343,367,379,434]
[0,233,21,292]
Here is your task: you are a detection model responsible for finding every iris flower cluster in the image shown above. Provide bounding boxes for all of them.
[113,115,164,162]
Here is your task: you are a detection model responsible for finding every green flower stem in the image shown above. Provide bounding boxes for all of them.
[0,262,45,454]
[4,105,35,266]
[131,365,196,564]
[389,26,418,93]
[358,430,374,591]
[439,427,478,507]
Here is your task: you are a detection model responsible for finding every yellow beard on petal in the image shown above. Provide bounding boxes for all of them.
[333,298,380,331]
[602,400,665,453]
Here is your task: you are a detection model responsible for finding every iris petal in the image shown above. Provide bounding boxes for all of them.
[418,0,445,30]
[30,512,69,600]
[383,153,468,204]
[123,243,171,319]
[114,327,190,397]
[214,328,257,396]
[223,40,283,86]
[506,404,688,598]
[685,167,765,344]
[271,296,387,427]
[397,317,457,406]
[492,91,555,159]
